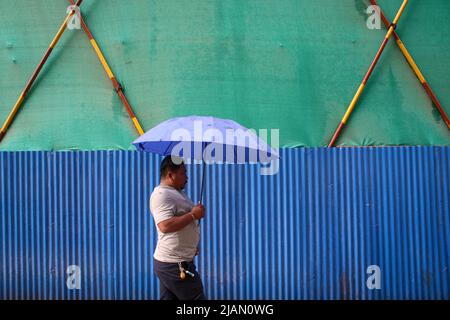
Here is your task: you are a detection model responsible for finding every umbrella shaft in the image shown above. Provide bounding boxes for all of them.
[199,160,206,204]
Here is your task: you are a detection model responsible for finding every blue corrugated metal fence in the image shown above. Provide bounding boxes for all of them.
[0,147,449,299]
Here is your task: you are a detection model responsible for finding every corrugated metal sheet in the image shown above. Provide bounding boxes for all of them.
[0,147,449,300]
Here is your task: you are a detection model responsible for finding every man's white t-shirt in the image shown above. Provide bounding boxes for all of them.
[150,185,200,263]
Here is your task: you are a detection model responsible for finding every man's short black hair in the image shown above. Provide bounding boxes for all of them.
[160,155,184,179]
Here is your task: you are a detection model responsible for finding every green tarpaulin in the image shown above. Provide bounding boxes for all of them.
[0,0,449,150]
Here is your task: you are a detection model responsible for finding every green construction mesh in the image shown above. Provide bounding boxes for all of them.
[0,0,449,150]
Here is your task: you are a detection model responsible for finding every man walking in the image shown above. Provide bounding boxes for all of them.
[150,155,206,300]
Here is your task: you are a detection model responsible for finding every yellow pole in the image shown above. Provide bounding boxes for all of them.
[0,0,84,143]
[328,0,409,147]
[370,0,450,129]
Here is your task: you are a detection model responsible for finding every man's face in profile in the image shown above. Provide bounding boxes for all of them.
[171,164,188,190]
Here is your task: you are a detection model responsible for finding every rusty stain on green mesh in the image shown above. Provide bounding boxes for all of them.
[0,0,449,150]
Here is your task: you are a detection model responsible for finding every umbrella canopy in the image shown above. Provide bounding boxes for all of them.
[133,115,278,163]
[133,115,279,203]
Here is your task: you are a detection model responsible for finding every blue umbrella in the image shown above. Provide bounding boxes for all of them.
[133,115,279,203]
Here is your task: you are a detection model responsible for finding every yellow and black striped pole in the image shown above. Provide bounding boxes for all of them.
[0,0,83,143]
[68,0,144,136]
[328,0,409,147]
[370,0,450,130]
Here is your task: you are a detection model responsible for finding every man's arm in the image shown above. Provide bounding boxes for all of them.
[157,204,205,233]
